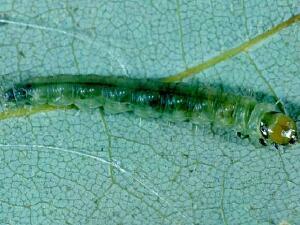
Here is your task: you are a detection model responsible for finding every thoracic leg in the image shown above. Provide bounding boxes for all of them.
[237,132,249,139]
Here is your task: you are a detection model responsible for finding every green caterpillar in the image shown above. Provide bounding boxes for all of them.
[2,75,298,148]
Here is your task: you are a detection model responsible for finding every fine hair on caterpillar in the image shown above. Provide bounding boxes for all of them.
[1,75,298,149]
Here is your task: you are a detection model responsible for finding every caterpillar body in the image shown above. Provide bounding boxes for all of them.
[2,75,298,147]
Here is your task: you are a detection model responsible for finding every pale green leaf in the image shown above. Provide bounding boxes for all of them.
[0,1,299,225]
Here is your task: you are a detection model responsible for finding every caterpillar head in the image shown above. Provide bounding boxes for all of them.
[259,112,297,147]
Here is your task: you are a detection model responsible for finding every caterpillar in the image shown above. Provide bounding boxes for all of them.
[1,75,298,148]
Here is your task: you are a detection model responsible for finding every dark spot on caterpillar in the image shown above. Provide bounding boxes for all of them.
[289,137,297,144]
[259,138,267,146]
[260,122,269,138]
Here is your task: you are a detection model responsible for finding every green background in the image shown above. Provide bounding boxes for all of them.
[0,1,299,224]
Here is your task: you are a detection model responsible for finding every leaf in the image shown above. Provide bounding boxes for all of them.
[0,1,299,225]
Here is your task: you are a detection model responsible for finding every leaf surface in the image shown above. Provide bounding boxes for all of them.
[0,1,299,225]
